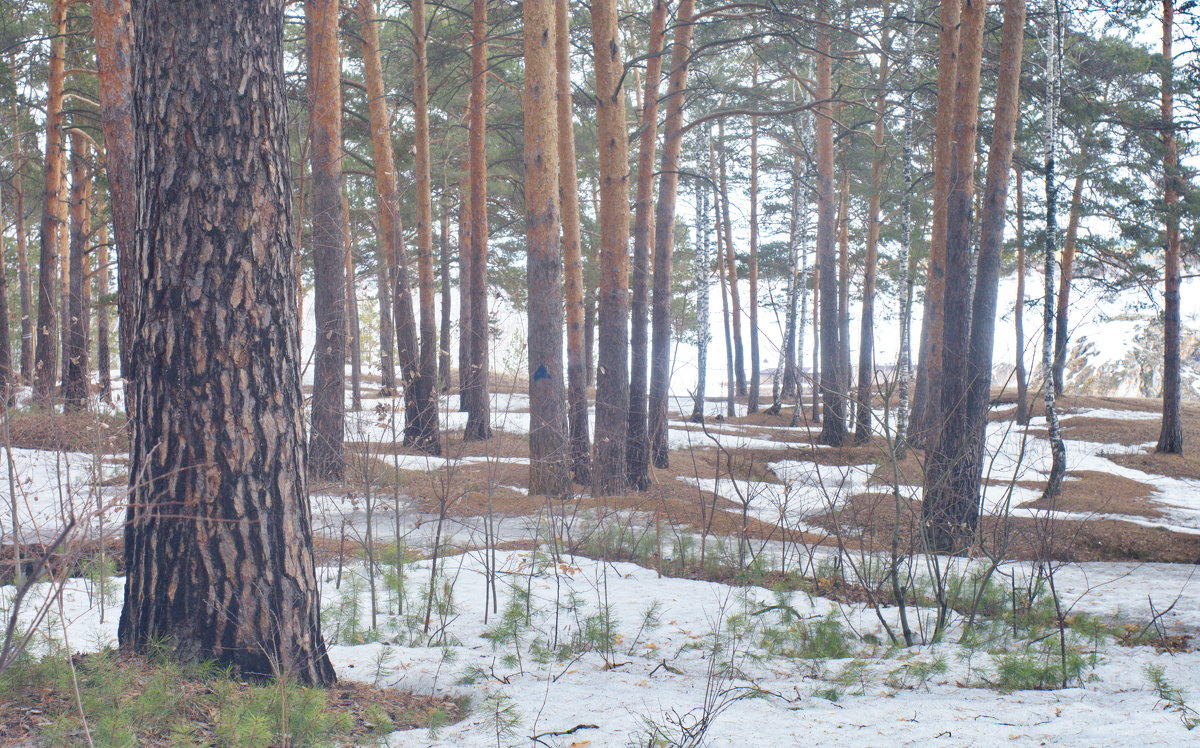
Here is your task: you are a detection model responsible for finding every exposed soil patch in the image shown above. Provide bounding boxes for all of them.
[1017,470,1163,518]
[1107,451,1200,481]
[5,409,128,453]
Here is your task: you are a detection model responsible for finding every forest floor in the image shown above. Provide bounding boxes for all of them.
[3,380,1200,746]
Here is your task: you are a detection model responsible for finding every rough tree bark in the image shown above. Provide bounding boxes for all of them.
[627,0,669,489]
[119,0,336,686]
[648,0,698,469]
[411,0,443,453]
[558,0,590,483]
[591,0,632,493]
[33,0,67,405]
[1158,0,1183,454]
[1052,174,1084,397]
[438,204,452,390]
[305,0,348,479]
[92,0,136,386]
[97,223,111,402]
[524,0,570,497]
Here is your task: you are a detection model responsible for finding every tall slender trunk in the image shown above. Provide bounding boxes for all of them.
[1014,163,1028,424]
[306,0,348,479]
[1042,0,1068,493]
[358,0,425,446]
[816,28,845,445]
[896,70,915,456]
[439,202,452,390]
[558,0,590,483]
[1052,174,1084,396]
[747,64,761,413]
[12,104,32,383]
[92,0,136,387]
[591,0,632,493]
[921,0,988,554]
[837,171,851,427]
[781,153,803,402]
[97,223,111,402]
[717,124,745,399]
[691,173,710,423]
[120,0,336,684]
[458,171,472,408]
[856,29,890,442]
[812,259,821,423]
[911,0,963,444]
[464,0,493,441]
[1158,0,1183,453]
[63,132,91,410]
[924,0,1025,553]
[345,193,363,413]
[377,245,395,394]
[33,0,67,405]
[524,0,569,496]
[583,292,596,387]
[412,0,442,453]
[715,152,736,419]
[627,0,669,488]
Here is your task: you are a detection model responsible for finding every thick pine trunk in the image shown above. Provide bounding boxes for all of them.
[558,0,590,484]
[33,0,66,405]
[925,0,1025,554]
[411,0,442,453]
[63,133,91,410]
[120,0,336,685]
[816,27,846,445]
[648,0,698,470]
[91,0,136,388]
[921,0,989,554]
[1159,0,1183,454]
[591,0,632,493]
[911,0,962,445]
[524,0,570,497]
[1052,174,1084,396]
[306,0,348,479]
[464,0,493,441]
[627,0,668,489]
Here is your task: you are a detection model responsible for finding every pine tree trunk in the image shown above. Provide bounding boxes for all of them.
[12,98,32,383]
[345,195,363,413]
[63,133,91,410]
[896,70,915,456]
[439,204,452,390]
[627,0,669,489]
[1052,174,1084,397]
[97,224,111,402]
[33,0,66,406]
[377,250,395,395]
[458,171,472,409]
[583,292,596,387]
[306,0,348,479]
[591,0,632,493]
[747,74,761,412]
[1158,0,1183,454]
[921,0,988,554]
[524,0,570,497]
[837,171,851,428]
[91,0,136,388]
[911,0,962,445]
[411,0,442,453]
[1014,163,1028,425]
[816,30,845,445]
[464,0,493,441]
[856,30,889,443]
[647,0,697,470]
[557,0,590,484]
[120,0,336,686]
[921,0,1017,557]
[691,173,710,423]
[716,127,745,400]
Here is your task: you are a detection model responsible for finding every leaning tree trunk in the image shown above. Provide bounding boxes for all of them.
[856,28,889,443]
[92,0,136,388]
[305,0,348,480]
[33,0,66,406]
[921,0,988,554]
[647,0,698,470]
[62,132,91,411]
[1052,174,1084,397]
[816,26,846,446]
[911,0,962,445]
[591,0,633,493]
[464,0,493,441]
[120,0,336,686]
[1158,0,1183,454]
[627,0,669,489]
[411,0,443,454]
[524,0,570,497]
[558,0,590,484]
